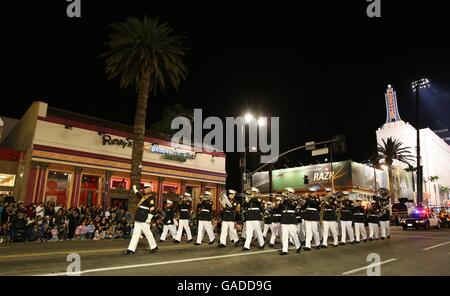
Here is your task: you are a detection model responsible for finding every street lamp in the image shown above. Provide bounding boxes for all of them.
[411,78,430,205]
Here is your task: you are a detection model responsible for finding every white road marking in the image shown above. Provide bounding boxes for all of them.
[394,235,450,240]
[342,258,398,275]
[422,241,450,251]
[37,248,283,276]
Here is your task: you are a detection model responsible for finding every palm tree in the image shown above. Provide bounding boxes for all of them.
[376,137,415,202]
[102,16,187,212]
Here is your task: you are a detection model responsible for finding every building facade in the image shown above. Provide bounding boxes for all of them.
[1,102,227,211]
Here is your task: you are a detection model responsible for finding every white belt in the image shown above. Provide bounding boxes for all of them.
[273,214,281,216]
[201,209,210,212]
[355,213,365,215]
[181,209,188,211]
[325,209,333,211]
[369,214,378,217]
[248,208,260,210]
[306,208,317,211]
[283,210,295,213]
[139,205,149,210]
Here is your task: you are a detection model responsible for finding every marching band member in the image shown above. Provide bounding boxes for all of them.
[174,192,193,243]
[302,189,321,251]
[269,197,283,248]
[339,197,355,245]
[379,203,391,240]
[280,187,302,255]
[368,199,380,241]
[321,194,339,248]
[353,197,368,244]
[262,201,273,239]
[160,200,177,242]
[195,191,215,245]
[122,185,158,255]
[295,199,306,245]
[242,187,265,251]
[219,189,240,247]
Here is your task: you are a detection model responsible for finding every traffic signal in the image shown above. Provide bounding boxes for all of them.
[303,175,309,184]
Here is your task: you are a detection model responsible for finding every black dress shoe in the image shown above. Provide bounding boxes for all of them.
[320,245,328,249]
[339,242,346,246]
[303,247,311,251]
[387,235,391,239]
[315,246,321,250]
[333,244,338,248]
[369,238,374,241]
[355,241,360,244]
[381,237,385,240]
[159,240,165,243]
[364,239,368,243]
[195,242,201,246]
[350,241,356,245]
[187,239,193,243]
[208,239,215,245]
[279,251,288,255]
[234,241,240,247]
[122,250,135,255]
[242,247,250,251]
[258,244,265,249]
[296,247,302,253]
[150,247,158,253]
[375,238,379,240]
[174,240,180,243]
[218,244,226,248]
[269,243,275,248]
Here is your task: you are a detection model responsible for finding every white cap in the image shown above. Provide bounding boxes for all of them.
[183,192,191,197]
[204,191,212,196]
[285,187,295,194]
[325,188,332,192]
[251,187,260,193]
[166,200,173,204]
[309,187,317,192]
[276,197,283,201]
[342,191,350,195]
[228,189,237,194]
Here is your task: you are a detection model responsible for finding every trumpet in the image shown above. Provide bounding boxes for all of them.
[219,192,233,208]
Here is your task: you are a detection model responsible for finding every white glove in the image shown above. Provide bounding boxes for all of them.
[132,185,138,193]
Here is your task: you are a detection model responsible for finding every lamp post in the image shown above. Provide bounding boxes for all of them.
[411,78,430,205]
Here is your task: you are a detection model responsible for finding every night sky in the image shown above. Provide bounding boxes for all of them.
[1,1,450,188]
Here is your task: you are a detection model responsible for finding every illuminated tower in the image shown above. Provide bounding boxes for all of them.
[384,84,401,123]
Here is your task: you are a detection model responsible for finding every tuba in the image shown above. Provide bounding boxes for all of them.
[219,192,233,208]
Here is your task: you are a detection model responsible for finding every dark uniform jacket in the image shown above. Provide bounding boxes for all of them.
[352,205,367,223]
[245,198,262,221]
[263,207,273,224]
[178,202,191,220]
[222,201,238,222]
[134,191,156,223]
[302,198,321,221]
[295,204,304,223]
[197,201,212,221]
[163,208,175,225]
[281,200,297,225]
[379,208,390,221]
[322,203,337,221]
[271,204,282,223]
[340,204,354,221]
[367,207,380,224]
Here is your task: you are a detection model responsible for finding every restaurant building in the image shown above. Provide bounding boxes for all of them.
[0,102,227,211]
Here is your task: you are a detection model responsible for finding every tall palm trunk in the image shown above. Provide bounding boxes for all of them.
[387,163,395,203]
[129,66,151,215]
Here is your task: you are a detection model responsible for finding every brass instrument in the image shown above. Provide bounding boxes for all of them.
[377,188,390,215]
[219,192,233,208]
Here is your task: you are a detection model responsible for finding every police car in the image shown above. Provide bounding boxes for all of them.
[400,207,441,230]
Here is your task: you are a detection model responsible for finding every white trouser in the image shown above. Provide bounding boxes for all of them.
[322,221,339,246]
[244,220,265,249]
[282,224,301,253]
[175,219,192,241]
[160,224,177,241]
[263,224,272,237]
[196,220,215,244]
[270,222,281,244]
[380,220,390,238]
[340,220,355,243]
[354,222,367,242]
[369,223,379,239]
[305,220,320,248]
[127,221,157,251]
[242,222,247,239]
[220,221,239,245]
[297,223,305,243]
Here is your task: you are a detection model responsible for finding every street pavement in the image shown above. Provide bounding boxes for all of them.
[0,227,449,276]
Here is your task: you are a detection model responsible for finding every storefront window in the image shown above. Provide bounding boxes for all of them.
[0,174,15,187]
[45,171,71,205]
[110,177,129,190]
[80,175,100,207]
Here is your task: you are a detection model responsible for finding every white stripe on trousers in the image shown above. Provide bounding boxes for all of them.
[282,224,301,252]
[196,220,215,244]
[340,220,354,243]
[244,220,265,249]
[269,222,281,244]
[369,223,379,239]
[354,222,367,242]
[322,220,339,246]
[127,221,157,251]
[379,220,390,238]
[305,220,320,248]
[160,224,177,241]
[220,221,239,245]
[175,219,192,241]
